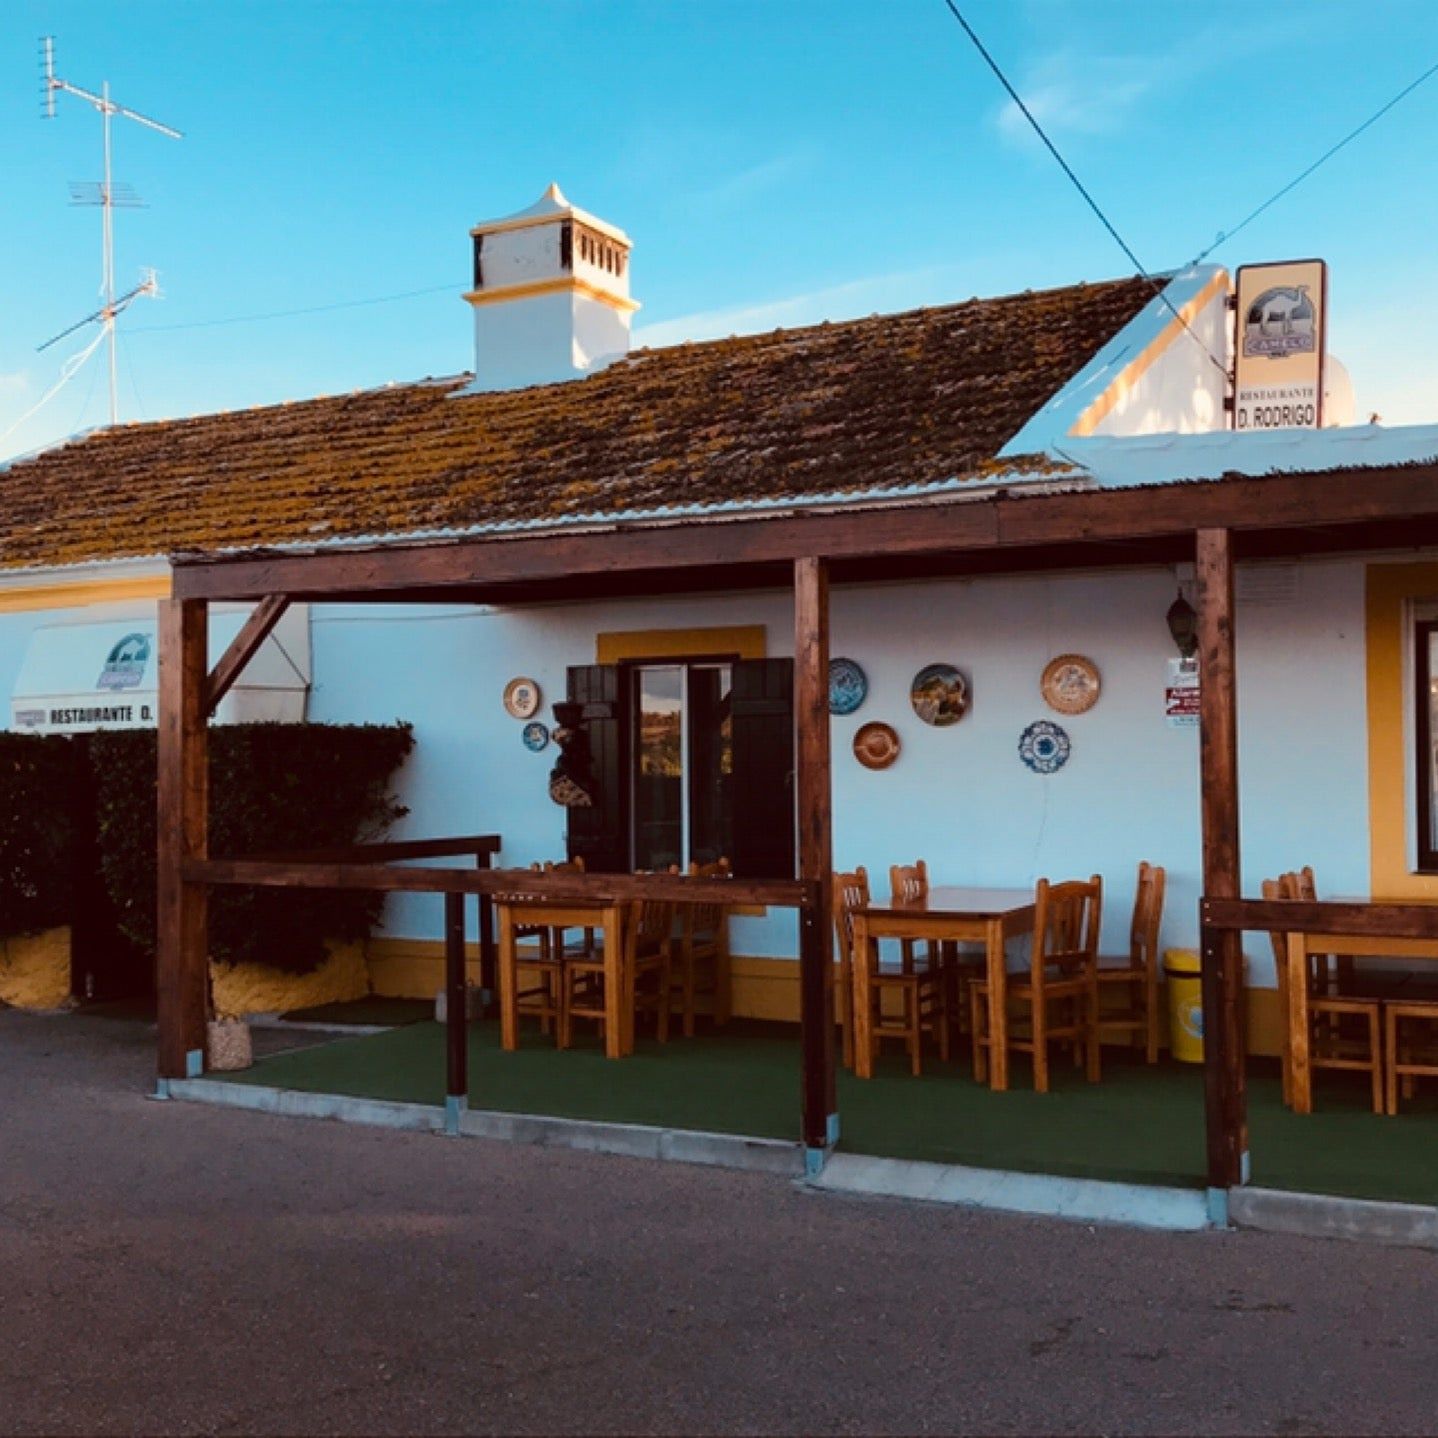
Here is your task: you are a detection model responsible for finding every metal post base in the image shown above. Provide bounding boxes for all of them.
[804,1145,831,1179]
[444,1094,467,1136]
[1206,1186,1231,1228]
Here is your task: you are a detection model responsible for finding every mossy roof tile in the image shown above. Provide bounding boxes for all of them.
[0,274,1154,569]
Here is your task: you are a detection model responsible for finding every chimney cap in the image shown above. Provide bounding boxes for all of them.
[470,182,631,247]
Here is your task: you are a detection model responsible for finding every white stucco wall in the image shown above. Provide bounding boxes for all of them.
[0,556,1374,987]
[303,556,1373,983]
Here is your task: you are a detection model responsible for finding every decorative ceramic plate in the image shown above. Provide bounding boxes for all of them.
[1019,719,1071,774]
[522,721,550,752]
[1040,654,1101,715]
[503,677,542,719]
[828,657,868,716]
[910,663,969,727]
[853,721,901,771]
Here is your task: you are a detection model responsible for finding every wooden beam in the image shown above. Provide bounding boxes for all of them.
[1203,898,1438,940]
[204,595,289,715]
[156,598,209,1082]
[186,857,813,909]
[795,556,837,1154]
[171,464,1438,604]
[247,834,502,864]
[1196,527,1247,1193]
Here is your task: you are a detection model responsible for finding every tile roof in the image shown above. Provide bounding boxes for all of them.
[0,274,1155,571]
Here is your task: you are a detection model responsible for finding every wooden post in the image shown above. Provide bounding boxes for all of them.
[156,597,209,1084]
[1196,527,1248,1194]
[475,849,497,1015]
[794,556,837,1160]
[444,890,467,1133]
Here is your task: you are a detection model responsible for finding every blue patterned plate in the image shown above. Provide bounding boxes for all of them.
[828,657,868,716]
[522,721,550,752]
[1018,719,1070,774]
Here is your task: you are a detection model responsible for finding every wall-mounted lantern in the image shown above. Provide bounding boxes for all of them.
[1166,593,1199,659]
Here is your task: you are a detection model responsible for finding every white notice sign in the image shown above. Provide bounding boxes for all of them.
[1165,657,1199,728]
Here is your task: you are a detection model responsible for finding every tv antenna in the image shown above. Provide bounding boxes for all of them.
[39,36,182,426]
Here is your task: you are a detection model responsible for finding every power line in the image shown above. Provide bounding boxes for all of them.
[1191,56,1438,265]
[938,0,1230,381]
[126,281,456,334]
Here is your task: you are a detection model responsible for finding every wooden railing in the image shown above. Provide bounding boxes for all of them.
[1201,898,1438,940]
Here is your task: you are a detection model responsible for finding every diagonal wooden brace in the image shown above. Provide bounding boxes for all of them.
[204,595,289,717]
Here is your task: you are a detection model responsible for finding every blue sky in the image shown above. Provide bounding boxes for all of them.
[3,1,1437,461]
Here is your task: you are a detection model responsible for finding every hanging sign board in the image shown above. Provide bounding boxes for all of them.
[1165,657,1200,728]
[1232,259,1327,431]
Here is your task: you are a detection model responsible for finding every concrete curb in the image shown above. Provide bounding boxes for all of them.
[458,1108,806,1175]
[810,1152,1212,1231]
[168,1078,441,1132]
[1229,1186,1438,1248]
[167,1079,806,1177]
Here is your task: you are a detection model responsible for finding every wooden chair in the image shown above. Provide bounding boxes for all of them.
[511,858,585,1036]
[671,858,733,1038]
[1095,861,1166,1063]
[836,866,946,1077]
[889,859,982,1044]
[1384,999,1438,1114]
[831,868,866,1070]
[971,876,1102,1093]
[1274,869,1383,1115]
[560,896,673,1050]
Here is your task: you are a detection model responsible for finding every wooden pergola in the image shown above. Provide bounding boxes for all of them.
[157,462,1438,1199]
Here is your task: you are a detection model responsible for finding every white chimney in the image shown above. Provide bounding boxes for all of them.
[463,183,638,392]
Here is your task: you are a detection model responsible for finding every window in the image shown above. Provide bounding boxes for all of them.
[630,662,733,871]
[1416,619,1438,872]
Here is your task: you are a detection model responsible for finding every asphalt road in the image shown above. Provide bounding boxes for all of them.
[2,1008,1436,1437]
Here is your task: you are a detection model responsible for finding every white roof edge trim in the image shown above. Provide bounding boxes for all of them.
[0,555,171,586]
[999,265,1229,459]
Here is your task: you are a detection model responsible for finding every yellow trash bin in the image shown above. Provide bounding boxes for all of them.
[1164,948,1204,1063]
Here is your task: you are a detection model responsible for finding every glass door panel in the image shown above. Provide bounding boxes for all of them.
[633,665,684,872]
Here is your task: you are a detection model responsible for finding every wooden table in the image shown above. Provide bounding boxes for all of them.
[852,886,1036,1089]
[1284,910,1438,1114]
[495,899,629,1059]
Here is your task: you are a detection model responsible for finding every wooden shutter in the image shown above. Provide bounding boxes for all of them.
[730,658,796,880]
[565,664,629,873]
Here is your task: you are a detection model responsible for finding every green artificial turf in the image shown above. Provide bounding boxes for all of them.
[218,1019,1438,1206]
[281,996,433,1027]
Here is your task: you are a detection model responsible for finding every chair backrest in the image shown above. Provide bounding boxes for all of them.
[684,857,731,934]
[1129,861,1166,971]
[1262,877,1288,967]
[832,867,870,961]
[1032,874,1102,983]
[888,860,929,906]
[628,896,675,959]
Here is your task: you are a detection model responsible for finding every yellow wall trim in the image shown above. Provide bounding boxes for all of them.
[1070,268,1230,438]
[596,624,766,665]
[0,573,170,613]
[1366,562,1438,897]
[462,276,640,314]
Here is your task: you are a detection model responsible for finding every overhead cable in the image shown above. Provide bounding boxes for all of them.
[1191,56,1438,264]
[127,281,456,334]
[938,0,1230,381]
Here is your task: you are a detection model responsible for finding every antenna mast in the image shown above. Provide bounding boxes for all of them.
[40,36,182,426]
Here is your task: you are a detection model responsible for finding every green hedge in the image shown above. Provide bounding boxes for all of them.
[89,722,414,973]
[0,732,77,936]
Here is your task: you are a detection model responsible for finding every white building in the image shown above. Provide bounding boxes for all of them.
[2,184,1437,1063]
